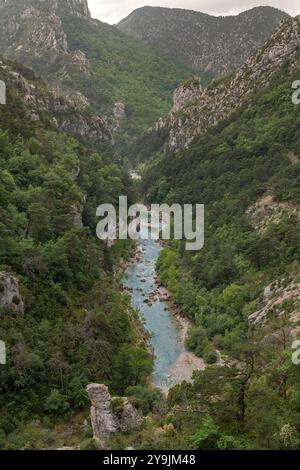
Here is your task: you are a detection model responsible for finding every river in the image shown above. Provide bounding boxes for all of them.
[123,217,205,390]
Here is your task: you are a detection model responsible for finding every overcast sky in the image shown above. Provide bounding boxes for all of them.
[88,1,300,25]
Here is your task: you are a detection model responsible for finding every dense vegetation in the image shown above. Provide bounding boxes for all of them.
[0,1,300,452]
[118,5,288,75]
[0,66,152,449]
[0,1,192,155]
[61,15,191,153]
[137,59,300,449]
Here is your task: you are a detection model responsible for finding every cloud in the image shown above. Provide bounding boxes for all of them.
[88,0,300,25]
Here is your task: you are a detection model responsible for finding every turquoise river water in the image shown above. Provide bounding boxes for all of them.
[123,226,184,388]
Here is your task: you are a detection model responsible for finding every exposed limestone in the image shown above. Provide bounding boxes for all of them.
[246,194,300,234]
[70,195,86,228]
[111,102,126,133]
[172,78,203,113]
[118,6,288,76]
[156,18,300,152]
[59,115,112,144]
[69,50,91,75]
[58,0,91,18]
[249,278,300,329]
[0,57,112,145]
[0,1,92,79]
[86,384,143,445]
[0,272,24,315]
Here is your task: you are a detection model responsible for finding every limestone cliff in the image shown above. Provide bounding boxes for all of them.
[249,277,300,333]
[0,56,112,145]
[246,194,300,234]
[0,0,190,147]
[157,17,300,152]
[0,1,91,77]
[86,384,143,445]
[0,272,24,315]
[119,6,288,76]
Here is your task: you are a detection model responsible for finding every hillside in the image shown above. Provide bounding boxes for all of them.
[118,6,288,76]
[0,0,191,151]
[0,56,152,449]
[136,17,300,450]
[133,17,300,158]
[1,0,300,453]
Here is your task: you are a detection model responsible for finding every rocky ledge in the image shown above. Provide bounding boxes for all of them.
[249,278,300,331]
[86,384,143,446]
[0,272,24,315]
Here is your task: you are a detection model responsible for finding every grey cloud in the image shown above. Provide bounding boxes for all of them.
[88,0,300,25]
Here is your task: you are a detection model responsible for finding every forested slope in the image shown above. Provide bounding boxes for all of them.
[0,0,192,153]
[0,57,152,449]
[136,23,300,450]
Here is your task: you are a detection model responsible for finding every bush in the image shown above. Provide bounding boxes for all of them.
[111,398,125,417]
[126,386,162,415]
[203,347,218,365]
[185,326,207,352]
[44,390,70,416]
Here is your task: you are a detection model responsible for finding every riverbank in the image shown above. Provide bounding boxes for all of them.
[153,279,207,391]
[122,231,208,392]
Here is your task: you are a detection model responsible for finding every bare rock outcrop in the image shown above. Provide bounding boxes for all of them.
[70,195,86,228]
[246,194,300,234]
[86,384,143,445]
[0,272,24,315]
[249,278,300,329]
[0,58,112,145]
[111,102,126,133]
[156,17,300,151]
[118,6,288,76]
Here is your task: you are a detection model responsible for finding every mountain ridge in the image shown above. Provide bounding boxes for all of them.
[147,16,300,153]
[0,0,91,18]
[0,0,191,151]
[118,5,289,76]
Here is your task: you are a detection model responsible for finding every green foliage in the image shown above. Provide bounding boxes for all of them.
[0,72,152,449]
[125,386,162,415]
[189,416,220,450]
[138,56,300,450]
[111,398,125,417]
[44,390,70,416]
[112,345,153,392]
[39,14,191,155]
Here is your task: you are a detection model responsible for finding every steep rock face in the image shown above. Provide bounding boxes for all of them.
[0,0,91,77]
[0,0,191,146]
[0,1,113,146]
[0,56,112,145]
[70,194,86,228]
[52,0,91,18]
[158,18,300,152]
[0,0,91,19]
[86,384,143,444]
[111,102,126,133]
[246,195,300,234]
[249,278,300,330]
[0,272,24,315]
[118,6,288,76]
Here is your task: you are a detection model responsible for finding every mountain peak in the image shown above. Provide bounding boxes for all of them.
[157,16,300,152]
[118,6,289,76]
[0,0,91,18]
[56,0,90,17]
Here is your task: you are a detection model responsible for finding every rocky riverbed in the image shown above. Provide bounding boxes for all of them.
[123,231,206,390]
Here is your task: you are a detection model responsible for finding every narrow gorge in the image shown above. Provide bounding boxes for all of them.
[123,216,206,390]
